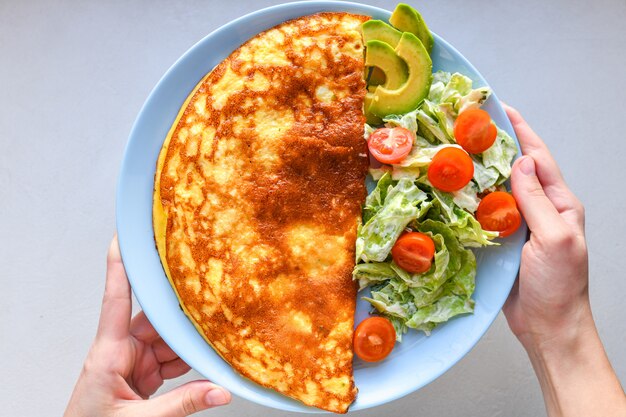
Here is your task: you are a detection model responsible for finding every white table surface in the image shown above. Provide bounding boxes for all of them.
[1,1,625,416]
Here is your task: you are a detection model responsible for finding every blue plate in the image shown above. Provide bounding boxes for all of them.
[117,1,526,413]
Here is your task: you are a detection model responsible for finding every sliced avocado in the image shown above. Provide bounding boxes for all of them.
[361,20,402,86]
[365,40,408,90]
[389,3,434,54]
[364,92,383,125]
[361,20,402,48]
[368,32,432,118]
[365,66,387,86]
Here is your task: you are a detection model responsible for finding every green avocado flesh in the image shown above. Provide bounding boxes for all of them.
[365,67,387,86]
[362,19,402,48]
[367,32,432,118]
[365,39,408,90]
[364,92,383,125]
[389,3,434,54]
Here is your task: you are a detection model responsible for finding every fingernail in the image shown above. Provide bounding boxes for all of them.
[519,156,535,176]
[205,388,229,406]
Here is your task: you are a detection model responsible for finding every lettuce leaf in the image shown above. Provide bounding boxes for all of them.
[368,166,392,181]
[482,127,518,182]
[442,248,476,298]
[400,142,462,169]
[353,262,397,290]
[356,174,428,262]
[428,189,498,247]
[383,109,419,134]
[438,72,491,112]
[405,295,474,331]
[472,156,500,192]
[416,71,492,146]
[451,209,499,247]
[362,172,393,223]
[357,220,477,339]
[452,182,481,213]
[417,108,450,144]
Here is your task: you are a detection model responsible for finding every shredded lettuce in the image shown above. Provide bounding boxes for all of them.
[391,165,423,181]
[434,71,492,114]
[452,182,481,213]
[368,166,392,181]
[355,70,517,339]
[482,127,518,182]
[450,209,499,248]
[472,157,500,192]
[405,295,474,332]
[356,174,428,263]
[416,71,493,145]
[428,189,498,247]
[353,262,397,290]
[357,220,477,339]
[383,109,419,134]
[429,100,456,140]
[364,123,375,140]
[400,141,461,169]
[362,172,393,223]
[416,108,450,144]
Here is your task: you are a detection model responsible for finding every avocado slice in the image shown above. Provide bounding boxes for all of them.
[365,67,386,86]
[363,39,409,124]
[365,40,408,90]
[362,21,403,87]
[361,20,402,48]
[368,32,432,118]
[364,92,383,125]
[389,3,434,54]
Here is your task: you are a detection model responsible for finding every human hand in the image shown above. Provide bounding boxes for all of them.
[502,104,591,352]
[502,105,626,416]
[64,237,231,417]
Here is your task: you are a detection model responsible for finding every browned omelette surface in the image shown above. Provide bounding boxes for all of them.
[153,12,369,413]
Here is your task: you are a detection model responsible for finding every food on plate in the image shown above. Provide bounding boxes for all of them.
[367,127,414,164]
[361,19,403,49]
[427,147,475,192]
[364,40,408,90]
[361,8,433,123]
[454,108,498,154]
[151,0,520,410]
[389,3,434,54]
[365,32,432,119]
[153,12,369,413]
[355,4,520,339]
[391,232,435,274]
[476,191,521,237]
[353,317,396,362]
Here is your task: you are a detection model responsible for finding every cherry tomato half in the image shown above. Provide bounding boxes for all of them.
[476,191,521,237]
[353,317,396,362]
[454,108,498,154]
[427,147,474,192]
[391,232,436,274]
[367,127,414,164]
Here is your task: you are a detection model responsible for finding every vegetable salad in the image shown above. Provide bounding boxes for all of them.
[354,71,519,340]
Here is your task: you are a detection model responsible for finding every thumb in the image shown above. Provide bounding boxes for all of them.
[140,380,231,417]
[511,155,563,235]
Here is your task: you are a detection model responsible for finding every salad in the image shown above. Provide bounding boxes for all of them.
[353,4,521,345]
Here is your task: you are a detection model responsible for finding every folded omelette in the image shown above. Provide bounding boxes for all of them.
[153,12,368,413]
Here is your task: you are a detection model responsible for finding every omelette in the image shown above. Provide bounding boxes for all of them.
[153,13,369,413]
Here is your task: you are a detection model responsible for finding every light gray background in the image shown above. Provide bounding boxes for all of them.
[1,0,625,416]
